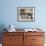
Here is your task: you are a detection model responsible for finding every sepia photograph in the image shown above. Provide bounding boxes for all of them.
[17,7,35,22]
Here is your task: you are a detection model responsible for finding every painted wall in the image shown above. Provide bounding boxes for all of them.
[0,0,46,30]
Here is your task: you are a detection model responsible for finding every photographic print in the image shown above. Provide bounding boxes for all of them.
[17,7,35,22]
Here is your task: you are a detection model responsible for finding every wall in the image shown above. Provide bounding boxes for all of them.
[0,0,46,29]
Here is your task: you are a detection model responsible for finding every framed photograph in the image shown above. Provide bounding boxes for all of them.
[17,7,35,22]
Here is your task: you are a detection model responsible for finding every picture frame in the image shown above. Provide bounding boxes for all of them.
[17,7,35,22]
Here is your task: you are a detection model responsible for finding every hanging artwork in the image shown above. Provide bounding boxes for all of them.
[17,7,35,22]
